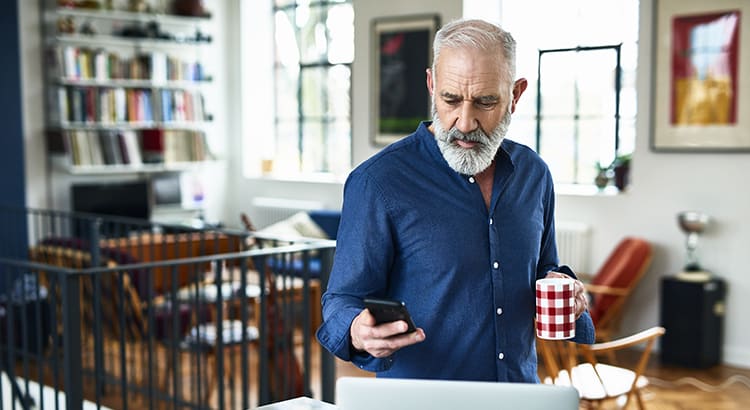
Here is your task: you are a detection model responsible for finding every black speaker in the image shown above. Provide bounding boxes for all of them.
[660,276,726,368]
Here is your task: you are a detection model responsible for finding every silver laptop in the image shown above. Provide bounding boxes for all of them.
[335,377,579,410]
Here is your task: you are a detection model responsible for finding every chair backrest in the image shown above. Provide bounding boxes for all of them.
[588,237,652,327]
[29,245,149,341]
[537,326,665,408]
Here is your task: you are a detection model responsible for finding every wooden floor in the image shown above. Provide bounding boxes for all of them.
[333,348,750,409]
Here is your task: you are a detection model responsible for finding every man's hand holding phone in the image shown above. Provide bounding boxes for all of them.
[350,298,425,358]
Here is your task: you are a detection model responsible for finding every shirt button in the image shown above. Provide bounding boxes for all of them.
[498,352,505,360]
[496,307,503,315]
[493,261,499,269]
[489,218,494,225]
[468,176,476,183]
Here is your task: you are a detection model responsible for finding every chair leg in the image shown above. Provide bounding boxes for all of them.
[634,389,646,410]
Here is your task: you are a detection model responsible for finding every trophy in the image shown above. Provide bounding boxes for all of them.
[677,211,710,277]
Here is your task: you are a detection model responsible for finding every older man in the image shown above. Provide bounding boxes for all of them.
[316,19,594,382]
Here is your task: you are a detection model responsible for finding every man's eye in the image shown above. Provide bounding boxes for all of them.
[444,99,461,106]
[476,101,497,109]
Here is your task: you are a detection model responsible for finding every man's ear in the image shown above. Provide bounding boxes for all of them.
[426,68,434,96]
[510,78,528,113]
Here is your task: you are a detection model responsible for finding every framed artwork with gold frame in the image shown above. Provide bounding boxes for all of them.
[651,0,750,151]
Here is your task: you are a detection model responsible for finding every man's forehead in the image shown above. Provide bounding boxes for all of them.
[435,70,508,99]
[435,48,510,94]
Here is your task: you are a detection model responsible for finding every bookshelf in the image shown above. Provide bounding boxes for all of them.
[43,0,216,173]
[41,0,218,221]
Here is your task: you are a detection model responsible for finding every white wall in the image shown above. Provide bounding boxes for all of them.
[21,0,750,367]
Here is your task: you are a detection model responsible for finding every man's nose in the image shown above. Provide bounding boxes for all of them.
[455,102,478,133]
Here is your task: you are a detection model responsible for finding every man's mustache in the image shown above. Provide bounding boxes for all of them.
[446,128,488,144]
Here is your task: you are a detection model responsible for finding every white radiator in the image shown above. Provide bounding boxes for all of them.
[556,221,591,273]
[249,197,325,229]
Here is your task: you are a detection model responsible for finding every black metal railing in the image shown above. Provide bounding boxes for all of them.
[0,207,336,409]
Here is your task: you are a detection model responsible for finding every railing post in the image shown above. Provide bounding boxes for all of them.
[87,218,105,402]
[257,256,270,405]
[319,247,336,404]
[62,271,83,410]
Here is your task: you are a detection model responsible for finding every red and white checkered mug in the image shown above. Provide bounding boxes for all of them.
[535,278,576,340]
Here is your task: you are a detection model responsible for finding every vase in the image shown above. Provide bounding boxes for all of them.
[595,171,609,189]
[614,164,630,191]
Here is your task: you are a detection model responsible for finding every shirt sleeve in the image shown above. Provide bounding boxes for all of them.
[536,174,596,344]
[552,264,596,344]
[315,170,397,372]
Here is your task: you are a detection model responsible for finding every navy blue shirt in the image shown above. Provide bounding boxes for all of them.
[316,122,594,382]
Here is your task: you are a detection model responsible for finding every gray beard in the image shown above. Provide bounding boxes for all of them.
[432,106,511,175]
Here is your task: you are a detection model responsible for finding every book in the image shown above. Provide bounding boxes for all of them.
[141,129,163,163]
[63,46,78,79]
[114,88,127,122]
[87,130,104,165]
[100,131,123,165]
[70,88,83,123]
[57,87,69,124]
[120,130,143,166]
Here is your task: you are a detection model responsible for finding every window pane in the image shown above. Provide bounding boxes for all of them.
[539,53,577,117]
[508,116,536,148]
[577,50,618,117]
[579,118,616,183]
[300,65,351,124]
[301,121,324,172]
[301,67,325,117]
[298,6,328,65]
[618,117,636,154]
[274,120,300,171]
[539,119,576,183]
[275,11,300,68]
[326,119,351,174]
[275,67,300,121]
[327,5,354,64]
[327,64,351,117]
[274,0,296,7]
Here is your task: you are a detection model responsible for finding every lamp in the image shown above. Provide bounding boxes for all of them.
[676,211,711,281]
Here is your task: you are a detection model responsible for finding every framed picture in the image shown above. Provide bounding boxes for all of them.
[651,0,750,151]
[371,14,440,146]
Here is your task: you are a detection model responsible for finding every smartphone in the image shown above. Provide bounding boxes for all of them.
[363,297,417,334]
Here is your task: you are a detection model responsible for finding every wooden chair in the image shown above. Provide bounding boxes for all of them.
[585,237,652,344]
[537,326,665,410]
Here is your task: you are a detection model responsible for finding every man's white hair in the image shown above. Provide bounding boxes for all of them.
[431,19,517,85]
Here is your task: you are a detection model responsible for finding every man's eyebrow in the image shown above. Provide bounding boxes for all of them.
[475,95,500,104]
[438,92,500,103]
[439,91,461,100]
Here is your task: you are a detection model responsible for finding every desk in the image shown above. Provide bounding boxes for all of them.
[256,396,338,409]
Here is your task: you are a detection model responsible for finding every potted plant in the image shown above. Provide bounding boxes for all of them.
[612,153,631,191]
[594,161,610,189]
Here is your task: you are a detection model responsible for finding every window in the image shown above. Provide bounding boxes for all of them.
[536,45,623,185]
[257,0,354,178]
[502,0,639,188]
